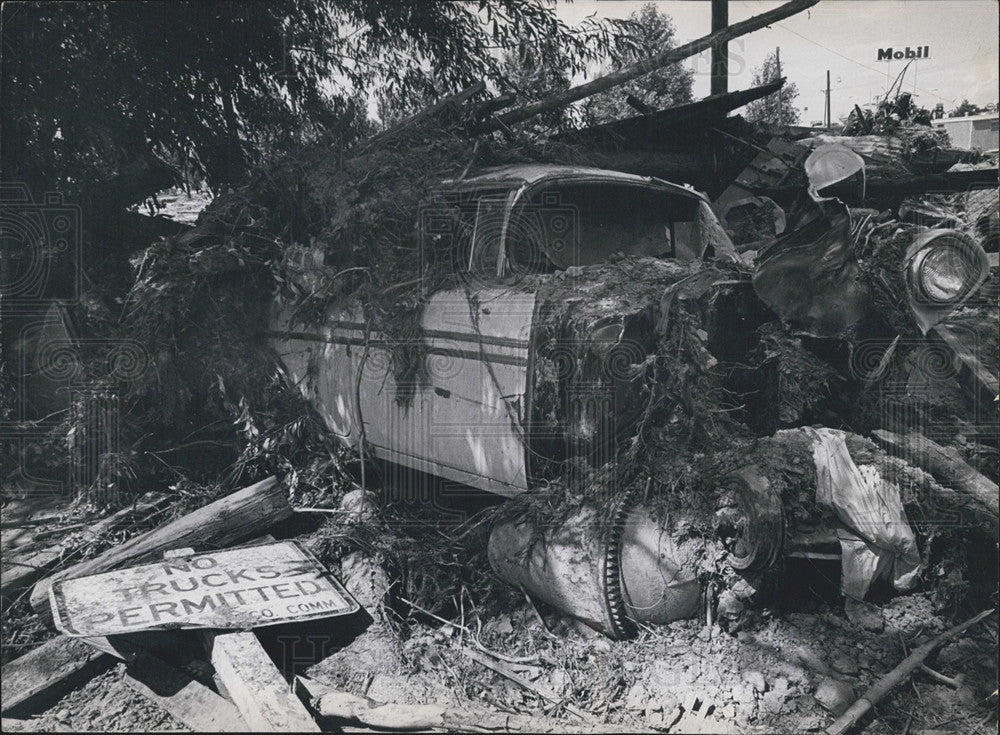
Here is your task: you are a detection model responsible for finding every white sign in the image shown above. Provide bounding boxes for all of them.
[877,46,930,61]
[50,541,359,637]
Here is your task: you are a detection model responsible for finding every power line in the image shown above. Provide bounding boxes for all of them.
[740,0,966,105]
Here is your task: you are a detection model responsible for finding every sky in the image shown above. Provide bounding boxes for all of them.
[555,0,999,124]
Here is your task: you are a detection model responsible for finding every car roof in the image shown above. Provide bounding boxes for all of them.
[439,164,705,199]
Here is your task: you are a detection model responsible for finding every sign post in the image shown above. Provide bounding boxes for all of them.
[877,46,930,97]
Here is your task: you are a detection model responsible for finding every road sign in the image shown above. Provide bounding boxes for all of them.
[49,541,359,637]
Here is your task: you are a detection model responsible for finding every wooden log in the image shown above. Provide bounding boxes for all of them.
[2,493,171,601]
[0,635,112,716]
[299,677,650,734]
[123,647,249,732]
[30,477,287,624]
[754,167,998,201]
[208,631,319,732]
[489,0,819,129]
[359,82,485,152]
[872,430,998,520]
[825,608,994,735]
[932,322,1000,402]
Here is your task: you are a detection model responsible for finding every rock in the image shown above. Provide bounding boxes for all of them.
[844,598,884,632]
[624,681,649,710]
[340,488,379,522]
[794,646,832,676]
[717,590,747,633]
[814,676,854,716]
[697,625,712,642]
[341,550,393,612]
[761,690,787,714]
[795,714,826,731]
[731,684,756,705]
[831,654,859,676]
[743,670,767,693]
[776,661,809,686]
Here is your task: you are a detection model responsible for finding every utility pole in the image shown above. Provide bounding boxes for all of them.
[711,0,729,95]
[775,47,784,126]
[825,69,831,128]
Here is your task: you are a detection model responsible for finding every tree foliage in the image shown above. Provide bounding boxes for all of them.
[497,38,576,132]
[949,99,984,117]
[1,0,638,209]
[579,3,694,124]
[744,51,800,126]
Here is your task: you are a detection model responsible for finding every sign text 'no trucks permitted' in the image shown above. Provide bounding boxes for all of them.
[49,542,359,637]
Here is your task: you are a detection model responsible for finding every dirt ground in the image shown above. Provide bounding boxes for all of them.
[6,560,995,733]
[4,476,997,734]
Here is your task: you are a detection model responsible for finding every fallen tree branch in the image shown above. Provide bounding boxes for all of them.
[919,664,963,689]
[2,492,171,600]
[460,647,592,722]
[873,430,998,520]
[488,0,819,130]
[358,82,485,152]
[399,595,538,665]
[825,608,995,735]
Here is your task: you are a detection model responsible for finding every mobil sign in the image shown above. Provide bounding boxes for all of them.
[877,46,930,61]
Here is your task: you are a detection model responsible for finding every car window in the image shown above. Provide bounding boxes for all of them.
[420,188,511,278]
[506,182,719,272]
[469,195,508,279]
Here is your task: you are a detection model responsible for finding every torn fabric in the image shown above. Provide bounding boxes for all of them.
[804,427,922,599]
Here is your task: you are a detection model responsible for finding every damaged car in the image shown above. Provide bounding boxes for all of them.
[268,163,995,639]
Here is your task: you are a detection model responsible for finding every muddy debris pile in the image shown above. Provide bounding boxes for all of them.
[5,9,998,730]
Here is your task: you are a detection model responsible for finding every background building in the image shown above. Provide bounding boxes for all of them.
[932,112,1000,151]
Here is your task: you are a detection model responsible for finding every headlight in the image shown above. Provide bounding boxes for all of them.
[905,229,989,332]
[906,231,987,305]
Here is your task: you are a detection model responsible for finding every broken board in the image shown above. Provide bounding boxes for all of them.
[49,541,358,637]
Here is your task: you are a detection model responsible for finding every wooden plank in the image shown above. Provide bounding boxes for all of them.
[2,493,170,601]
[30,477,289,625]
[2,550,64,604]
[123,648,249,732]
[0,635,112,716]
[208,631,319,732]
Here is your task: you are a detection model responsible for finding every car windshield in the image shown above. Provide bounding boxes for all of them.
[505,181,731,274]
